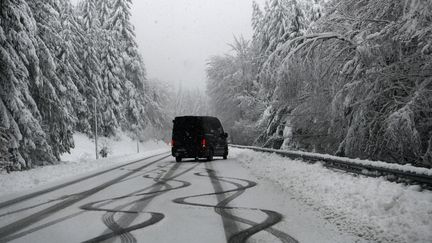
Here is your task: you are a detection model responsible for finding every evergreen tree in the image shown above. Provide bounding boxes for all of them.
[108,0,136,51]
[98,36,122,136]
[27,0,79,160]
[0,0,56,168]
[78,0,105,135]
[0,0,167,169]
[251,1,264,42]
[58,0,91,133]
[96,0,112,27]
[106,0,157,132]
[107,0,145,89]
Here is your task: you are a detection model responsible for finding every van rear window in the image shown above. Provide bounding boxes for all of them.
[173,117,202,138]
[202,117,223,134]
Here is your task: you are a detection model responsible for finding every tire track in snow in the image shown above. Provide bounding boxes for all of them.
[0,152,169,211]
[0,164,171,219]
[94,164,181,243]
[173,163,298,243]
[1,160,193,243]
[0,171,163,220]
[0,155,170,242]
[81,162,199,243]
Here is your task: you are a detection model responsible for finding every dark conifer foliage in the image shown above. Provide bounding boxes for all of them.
[0,0,164,169]
[1,0,56,169]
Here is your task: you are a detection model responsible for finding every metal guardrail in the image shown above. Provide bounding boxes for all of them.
[230,144,432,189]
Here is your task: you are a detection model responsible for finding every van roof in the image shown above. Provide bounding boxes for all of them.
[172,116,224,136]
[174,116,218,119]
[173,116,220,122]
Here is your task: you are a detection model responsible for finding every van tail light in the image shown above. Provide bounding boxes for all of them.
[171,139,175,147]
[201,138,207,148]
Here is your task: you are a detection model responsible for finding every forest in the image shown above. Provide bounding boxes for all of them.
[1,0,431,171]
[206,0,432,167]
[0,0,170,170]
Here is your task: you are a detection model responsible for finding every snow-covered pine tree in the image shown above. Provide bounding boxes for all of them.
[0,0,168,169]
[107,0,143,87]
[252,1,264,42]
[0,0,56,168]
[27,0,79,160]
[58,0,91,133]
[96,0,112,28]
[92,0,124,136]
[76,0,123,137]
[78,0,105,135]
[106,0,162,133]
[98,36,122,136]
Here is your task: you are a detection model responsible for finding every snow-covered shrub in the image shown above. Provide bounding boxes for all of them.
[254,0,432,166]
[383,107,421,163]
[310,0,432,166]
[98,137,112,158]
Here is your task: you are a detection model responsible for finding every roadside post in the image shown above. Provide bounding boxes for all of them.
[94,98,99,160]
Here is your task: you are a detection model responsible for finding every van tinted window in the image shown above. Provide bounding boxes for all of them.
[173,117,202,139]
[203,117,223,134]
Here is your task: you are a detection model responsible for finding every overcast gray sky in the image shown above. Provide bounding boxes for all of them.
[71,0,265,90]
[130,0,265,90]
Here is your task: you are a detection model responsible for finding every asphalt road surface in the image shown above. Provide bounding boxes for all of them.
[0,152,360,243]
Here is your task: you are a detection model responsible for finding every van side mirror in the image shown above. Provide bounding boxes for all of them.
[221,132,228,139]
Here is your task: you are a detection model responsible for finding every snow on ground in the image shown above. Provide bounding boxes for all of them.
[0,132,169,197]
[232,148,432,243]
[60,132,167,162]
[232,145,432,176]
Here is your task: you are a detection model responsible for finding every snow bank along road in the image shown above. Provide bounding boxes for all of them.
[0,150,366,243]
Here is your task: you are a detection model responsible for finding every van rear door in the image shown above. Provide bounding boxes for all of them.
[173,117,202,149]
[203,117,225,155]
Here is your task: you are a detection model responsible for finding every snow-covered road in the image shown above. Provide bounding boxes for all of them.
[0,150,366,243]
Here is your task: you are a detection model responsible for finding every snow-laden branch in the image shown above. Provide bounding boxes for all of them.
[286,32,356,59]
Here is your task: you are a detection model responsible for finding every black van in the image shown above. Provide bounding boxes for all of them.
[171,116,228,162]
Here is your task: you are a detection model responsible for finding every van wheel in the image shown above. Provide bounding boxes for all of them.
[176,157,182,162]
[223,154,227,160]
[207,150,214,162]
